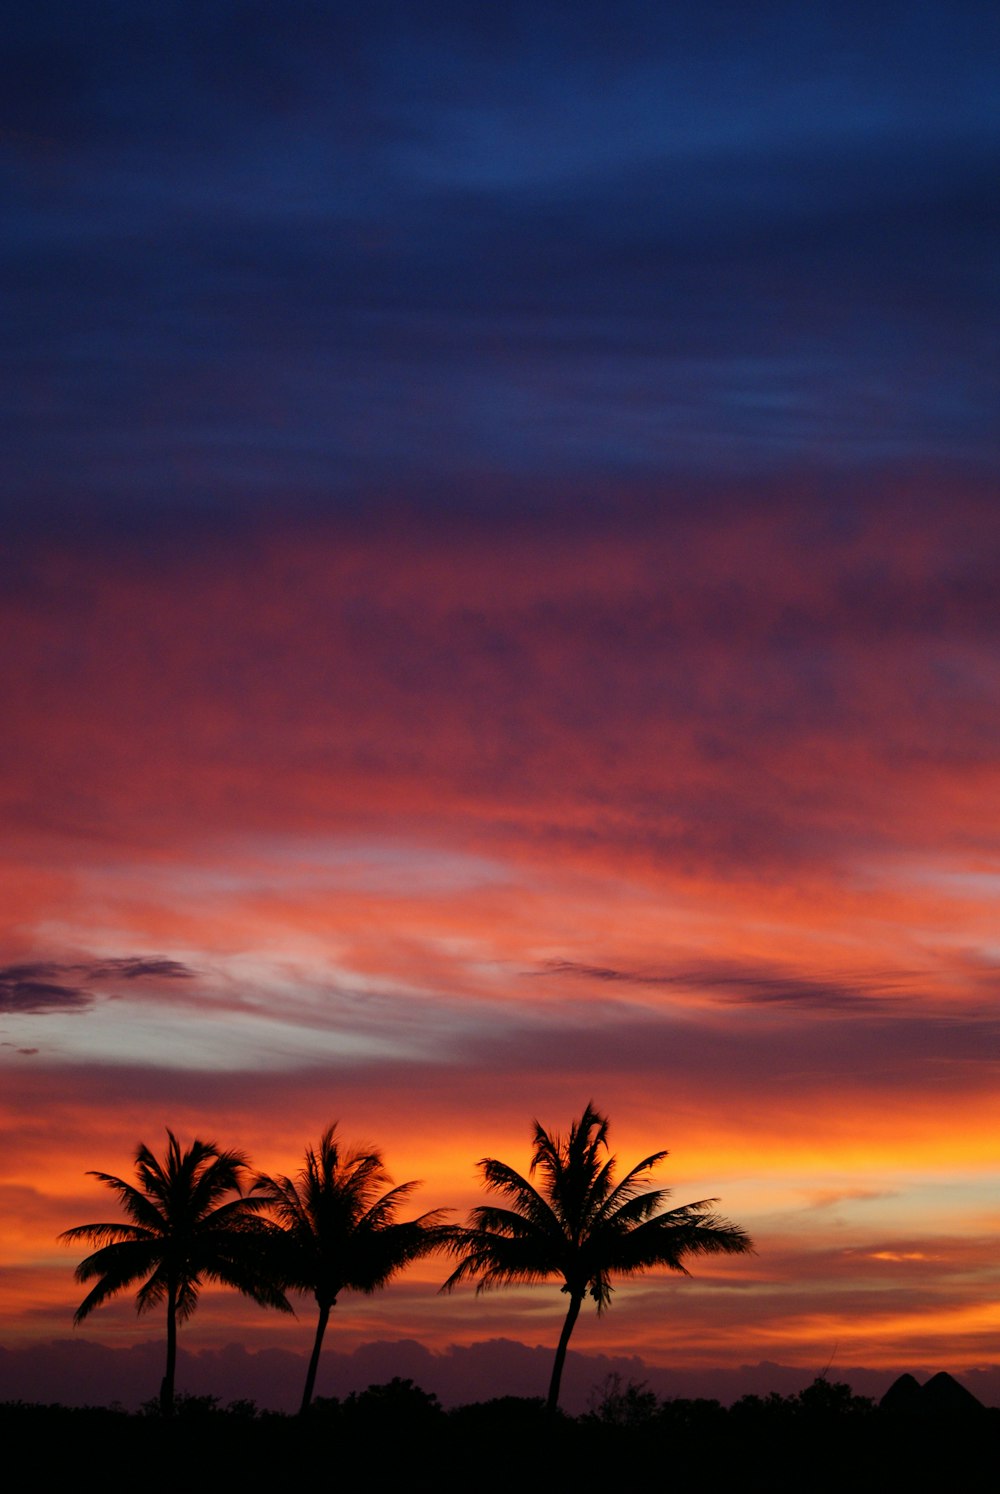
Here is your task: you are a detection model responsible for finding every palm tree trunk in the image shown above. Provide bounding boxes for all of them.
[546,1292,582,1413]
[299,1300,332,1415]
[161,1279,178,1417]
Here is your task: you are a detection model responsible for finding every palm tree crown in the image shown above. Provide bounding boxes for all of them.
[254,1124,451,1413]
[443,1102,753,1411]
[60,1130,289,1413]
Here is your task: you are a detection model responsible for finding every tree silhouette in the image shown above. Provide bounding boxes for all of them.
[443,1102,753,1412]
[60,1130,290,1414]
[253,1124,451,1414]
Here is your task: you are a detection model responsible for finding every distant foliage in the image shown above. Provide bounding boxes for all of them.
[731,1377,875,1421]
[306,1378,443,1429]
[587,1373,659,1427]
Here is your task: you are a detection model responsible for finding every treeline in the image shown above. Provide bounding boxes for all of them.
[4,1377,995,1492]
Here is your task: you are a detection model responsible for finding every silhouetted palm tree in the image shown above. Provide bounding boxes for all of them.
[60,1130,290,1414]
[254,1124,451,1414]
[443,1102,753,1412]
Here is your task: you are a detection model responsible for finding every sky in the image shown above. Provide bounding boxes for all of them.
[2,1,999,1411]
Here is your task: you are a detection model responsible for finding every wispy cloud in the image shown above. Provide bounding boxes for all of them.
[801,1188,897,1211]
[0,966,90,1015]
[86,957,194,981]
[0,956,195,1015]
[537,958,900,1011]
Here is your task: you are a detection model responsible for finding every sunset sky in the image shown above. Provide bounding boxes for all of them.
[2,3,999,1411]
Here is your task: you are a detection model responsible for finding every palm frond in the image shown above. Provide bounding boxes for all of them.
[71,1240,161,1321]
[73,1271,149,1323]
[173,1275,200,1322]
[83,1172,166,1233]
[254,1125,447,1301]
[357,1179,421,1232]
[448,1105,752,1333]
[597,1184,675,1232]
[596,1151,670,1221]
[195,1240,295,1313]
[188,1151,252,1222]
[342,1214,452,1293]
[464,1204,555,1242]
[477,1160,561,1235]
[199,1194,270,1228]
[442,1231,563,1293]
[252,1171,315,1235]
[73,1235,160,1280]
[578,1153,619,1231]
[133,1264,170,1316]
[250,1125,450,1413]
[62,1130,291,1325]
[133,1138,174,1209]
[528,1104,608,1221]
[607,1203,754,1275]
[58,1221,153,1248]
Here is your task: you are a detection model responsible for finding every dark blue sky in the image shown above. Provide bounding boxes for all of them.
[4,1,997,533]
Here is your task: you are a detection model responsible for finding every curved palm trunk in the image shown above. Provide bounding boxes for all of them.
[546,1292,583,1413]
[299,1299,333,1415]
[161,1280,178,1417]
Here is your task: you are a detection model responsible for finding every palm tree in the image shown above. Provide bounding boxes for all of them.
[253,1124,452,1415]
[60,1130,290,1414]
[443,1102,753,1412]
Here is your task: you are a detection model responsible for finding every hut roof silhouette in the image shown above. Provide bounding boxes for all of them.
[880,1371,983,1416]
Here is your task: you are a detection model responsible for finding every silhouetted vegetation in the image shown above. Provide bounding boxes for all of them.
[53,1107,987,1486]
[59,1131,290,1415]
[58,1107,754,1418]
[3,1377,995,1492]
[443,1101,753,1410]
[252,1126,452,1413]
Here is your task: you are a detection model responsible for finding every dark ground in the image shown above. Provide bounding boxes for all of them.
[6,1377,997,1491]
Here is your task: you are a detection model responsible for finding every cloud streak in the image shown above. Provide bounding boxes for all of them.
[0,957,195,1015]
[537,959,904,1011]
